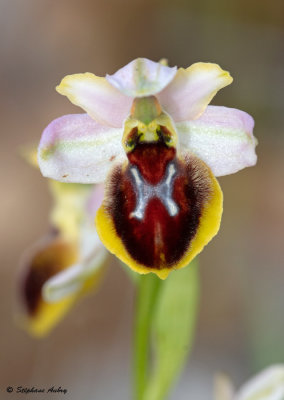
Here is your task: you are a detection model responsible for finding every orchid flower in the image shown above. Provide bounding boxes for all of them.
[214,365,284,400]
[38,58,257,279]
[18,178,108,337]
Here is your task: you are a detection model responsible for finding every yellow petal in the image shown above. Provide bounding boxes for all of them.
[56,73,132,127]
[158,62,233,122]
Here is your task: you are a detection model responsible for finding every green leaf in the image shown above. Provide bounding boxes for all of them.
[143,260,199,400]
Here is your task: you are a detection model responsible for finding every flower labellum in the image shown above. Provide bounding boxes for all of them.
[19,235,78,337]
[38,58,257,279]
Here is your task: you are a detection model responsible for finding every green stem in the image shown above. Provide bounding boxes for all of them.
[133,274,161,400]
[143,260,200,400]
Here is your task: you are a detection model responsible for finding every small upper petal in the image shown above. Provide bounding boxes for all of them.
[176,105,257,177]
[56,73,132,127]
[106,58,177,98]
[158,62,233,122]
[38,114,126,184]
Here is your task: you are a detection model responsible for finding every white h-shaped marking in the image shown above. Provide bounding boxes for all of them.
[130,161,179,220]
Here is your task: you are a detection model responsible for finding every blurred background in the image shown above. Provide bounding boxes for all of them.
[1,0,284,399]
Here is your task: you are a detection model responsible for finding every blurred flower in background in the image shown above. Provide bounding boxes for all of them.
[17,153,108,337]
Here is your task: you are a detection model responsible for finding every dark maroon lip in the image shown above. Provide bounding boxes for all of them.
[105,142,212,270]
[127,141,176,185]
